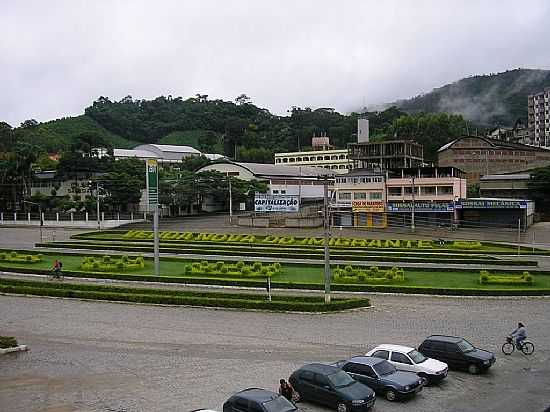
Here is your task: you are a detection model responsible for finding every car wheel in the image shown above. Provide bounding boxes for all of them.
[468,364,480,374]
[385,389,397,402]
[418,372,429,385]
[336,402,347,412]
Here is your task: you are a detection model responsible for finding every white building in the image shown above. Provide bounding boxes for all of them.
[274,149,351,173]
[196,161,334,211]
[113,144,224,163]
[528,87,550,147]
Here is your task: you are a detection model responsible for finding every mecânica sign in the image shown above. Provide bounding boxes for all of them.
[352,200,385,212]
[254,195,300,212]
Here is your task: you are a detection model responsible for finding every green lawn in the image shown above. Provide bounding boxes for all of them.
[2,252,549,291]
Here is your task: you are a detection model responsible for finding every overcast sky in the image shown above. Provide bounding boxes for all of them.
[2,0,550,126]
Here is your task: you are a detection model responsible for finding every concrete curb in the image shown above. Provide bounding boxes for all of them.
[0,345,29,355]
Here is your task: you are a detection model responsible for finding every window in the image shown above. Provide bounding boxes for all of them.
[421,186,436,195]
[339,192,351,200]
[314,373,330,387]
[407,350,427,364]
[373,361,397,376]
[282,158,288,163]
[233,398,249,411]
[372,350,389,360]
[438,186,453,195]
[280,190,286,194]
[369,192,382,200]
[388,187,402,196]
[404,187,419,195]
[391,352,412,365]
[457,339,475,353]
[272,190,279,194]
[354,192,367,200]
[300,370,315,383]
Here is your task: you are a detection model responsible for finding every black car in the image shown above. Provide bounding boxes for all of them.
[333,356,424,402]
[418,335,496,374]
[289,363,375,412]
[223,388,297,412]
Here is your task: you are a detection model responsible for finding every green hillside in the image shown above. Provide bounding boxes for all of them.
[159,129,223,153]
[25,115,136,152]
[395,68,550,127]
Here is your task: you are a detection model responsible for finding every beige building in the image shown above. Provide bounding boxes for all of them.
[274,149,351,174]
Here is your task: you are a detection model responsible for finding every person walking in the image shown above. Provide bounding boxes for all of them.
[53,259,62,279]
[278,379,295,403]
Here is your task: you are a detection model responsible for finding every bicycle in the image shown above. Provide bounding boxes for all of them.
[502,336,535,355]
[47,269,64,282]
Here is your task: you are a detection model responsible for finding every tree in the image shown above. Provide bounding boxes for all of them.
[235,94,251,105]
[19,119,39,129]
[102,158,145,212]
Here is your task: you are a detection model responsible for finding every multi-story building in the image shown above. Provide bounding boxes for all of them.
[348,139,424,169]
[528,87,550,147]
[332,167,466,228]
[274,148,351,173]
[438,135,550,183]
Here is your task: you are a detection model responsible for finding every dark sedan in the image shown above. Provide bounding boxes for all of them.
[223,388,297,412]
[289,363,375,412]
[333,356,425,402]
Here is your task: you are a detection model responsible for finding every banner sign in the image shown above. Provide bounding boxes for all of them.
[352,200,385,212]
[254,195,300,212]
[387,201,454,212]
[146,159,159,209]
[456,200,527,209]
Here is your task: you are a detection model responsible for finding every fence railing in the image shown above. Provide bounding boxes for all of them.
[0,211,148,223]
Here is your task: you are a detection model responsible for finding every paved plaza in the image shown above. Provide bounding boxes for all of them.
[1,294,549,412]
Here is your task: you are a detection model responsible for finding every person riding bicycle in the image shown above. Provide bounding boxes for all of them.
[53,259,62,279]
[510,322,527,348]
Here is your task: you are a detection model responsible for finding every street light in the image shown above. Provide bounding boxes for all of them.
[89,180,103,230]
[411,176,416,233]
[318,177,332,304]
[23,200,43,243]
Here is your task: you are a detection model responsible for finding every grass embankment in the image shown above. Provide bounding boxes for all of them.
[0,278,369,312]
[35,241,538,266]
[2,251,549,293]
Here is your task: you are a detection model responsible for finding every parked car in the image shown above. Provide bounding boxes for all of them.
[365,344,448,383]
[223,388,297,412]
[289,363,375,412]
[333,356,424,402]
[418,335,496,374]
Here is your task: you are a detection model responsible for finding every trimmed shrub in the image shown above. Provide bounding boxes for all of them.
[236,261,245,269]
[0,336,18,349]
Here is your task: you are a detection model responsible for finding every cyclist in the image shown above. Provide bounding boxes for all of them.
[510,322,527,348]
[52,259,62,279]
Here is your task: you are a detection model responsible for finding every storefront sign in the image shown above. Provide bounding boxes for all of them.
[352,200,385,212]
[254,195,300,212]
[456,200,527,209]
[387,201,454,212]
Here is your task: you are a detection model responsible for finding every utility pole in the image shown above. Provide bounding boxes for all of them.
[154,205,160,275]
[323,178,331,304]
[411,176,416,232]
[96,181,101,231]
[517,218,521,256]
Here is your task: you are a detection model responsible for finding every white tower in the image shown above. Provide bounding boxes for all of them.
[358,118,370,143]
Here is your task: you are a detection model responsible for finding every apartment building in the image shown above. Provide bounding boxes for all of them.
[528,87,550,147]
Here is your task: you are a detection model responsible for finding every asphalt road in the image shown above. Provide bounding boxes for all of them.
[1,294,549,412]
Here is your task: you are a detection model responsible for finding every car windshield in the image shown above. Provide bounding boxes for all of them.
[457,339,475,353]
[328,371,355,388]
[263,396,296,412]
[408,350,427,363]
[373,361,396,376]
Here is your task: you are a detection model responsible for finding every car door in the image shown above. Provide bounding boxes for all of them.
[390,351,416,373]
[314,373,338,407]
[445,342,466,369]
[344,363,380,392]
[297,370,317,401]
[371,350,390,361]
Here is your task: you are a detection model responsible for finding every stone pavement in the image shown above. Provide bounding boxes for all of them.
[0,294,549,412]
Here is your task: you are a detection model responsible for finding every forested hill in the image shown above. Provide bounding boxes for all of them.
[395,68,550,127]
[2,96,407,162]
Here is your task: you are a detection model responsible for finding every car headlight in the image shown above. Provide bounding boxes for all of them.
[352,399,365,405]
[404,385,410,391]
[483,360,490,365]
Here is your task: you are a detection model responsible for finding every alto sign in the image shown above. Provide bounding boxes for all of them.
[254,195,300,212]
